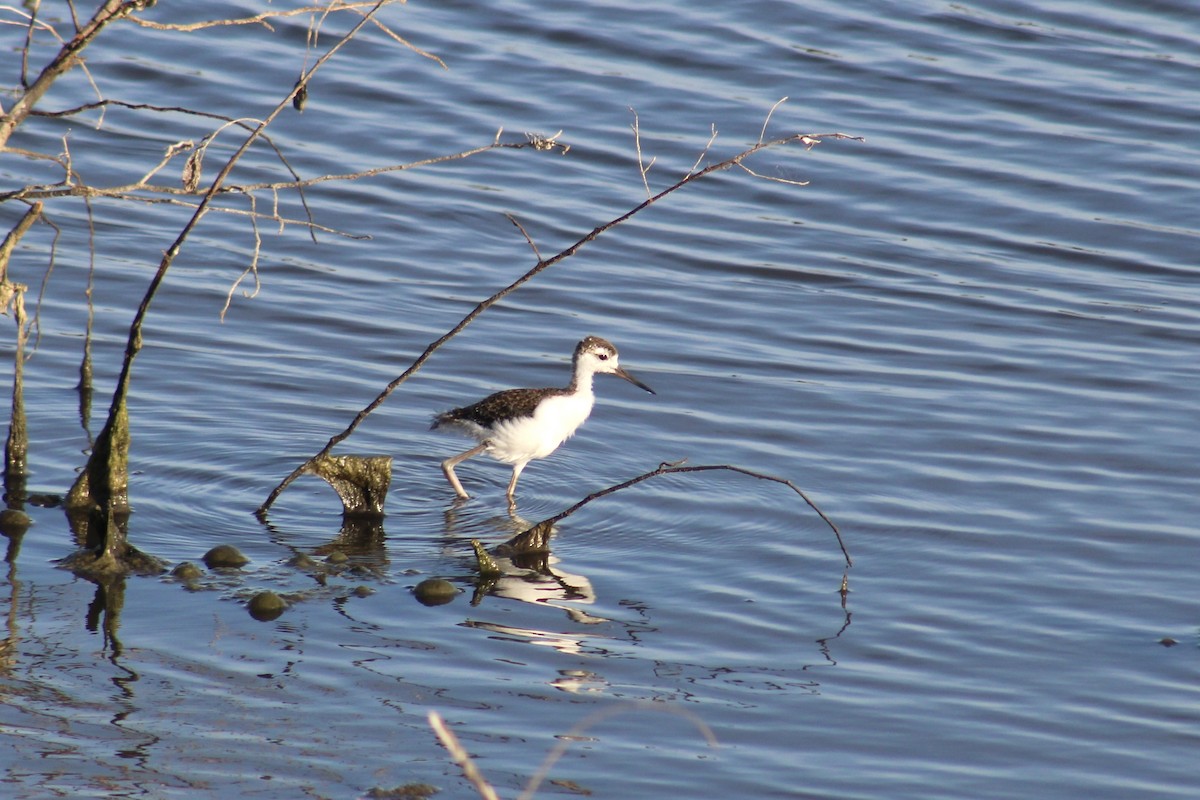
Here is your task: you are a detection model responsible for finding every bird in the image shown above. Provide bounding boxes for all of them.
[432,336,655,505]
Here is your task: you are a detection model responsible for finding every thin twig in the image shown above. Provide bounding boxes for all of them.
[364,13,447,68]
[758,96,789,145]
[256,128,863,516]
[736,162,810,186]
[688,123,719,175]
[630,107,655,198]
[127,1,393,32]
[505,213,542,262]
[524,460,851,568]
[0,138,553,202]
[220,194,264,320]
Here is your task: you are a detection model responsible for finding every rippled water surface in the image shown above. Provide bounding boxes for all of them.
[2,1,1198,798]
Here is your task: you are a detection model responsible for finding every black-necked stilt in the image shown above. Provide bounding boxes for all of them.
[432,336,655,504]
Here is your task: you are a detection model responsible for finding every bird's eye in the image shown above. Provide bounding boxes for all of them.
[597,352,609,360]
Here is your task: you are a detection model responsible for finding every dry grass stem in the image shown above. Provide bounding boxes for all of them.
[427,704,716,800]
[517,703,718,800]
[428,711,501,800]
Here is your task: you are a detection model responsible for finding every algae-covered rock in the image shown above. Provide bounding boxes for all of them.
[306,454,392,517]
[248,590,287,621]
[203,544,249,569]
[0,508,32,536]
[413,578,457,606]
[170,561,204,581]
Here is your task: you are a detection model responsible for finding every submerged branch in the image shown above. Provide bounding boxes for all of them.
[257,128,863,515]
[2,203,43,482]
[525,460,851,568]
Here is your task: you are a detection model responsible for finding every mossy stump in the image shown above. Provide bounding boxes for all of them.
[305,454,392,517]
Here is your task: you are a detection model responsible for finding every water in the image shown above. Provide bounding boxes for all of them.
[2,1,1198,797]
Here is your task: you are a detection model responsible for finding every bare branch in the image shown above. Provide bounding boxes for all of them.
[0,0,139,149]
[1,136,557,203]
[688,123,719,175]
[521,459,851,568]
[758,95,789,145]
[30,99,323,238]
[364,13,447,69]
[220,194,264,321]
[0,203,42,288]
[505,213,542,263]
[736,162,810,186]
[127,1,396,32]
[629,107,655,198]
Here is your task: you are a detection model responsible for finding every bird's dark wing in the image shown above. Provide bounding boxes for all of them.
[434,387,563,429]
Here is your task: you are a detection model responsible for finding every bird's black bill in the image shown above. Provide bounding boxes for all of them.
[615,366,655,395]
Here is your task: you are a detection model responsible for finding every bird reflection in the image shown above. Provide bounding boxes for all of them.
[441,505,607,625]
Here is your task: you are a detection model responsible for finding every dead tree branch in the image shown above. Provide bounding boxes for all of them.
[0,0,147,149]
[523,459,852,568]
[2,133,557,206]
[127,1,388,32]
[73,0,391,516]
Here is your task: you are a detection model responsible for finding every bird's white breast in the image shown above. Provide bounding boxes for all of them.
[486,389,594,464]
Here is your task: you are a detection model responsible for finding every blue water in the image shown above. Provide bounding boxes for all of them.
[2,1,1198,798]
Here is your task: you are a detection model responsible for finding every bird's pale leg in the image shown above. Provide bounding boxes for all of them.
[505,461,528,507]
[441,442,489,499]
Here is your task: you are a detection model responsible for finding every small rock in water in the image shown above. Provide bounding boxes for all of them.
[203,544,249,569]
[413,578,457,606]
[287,552,318,570]
[171,562,204,581]
[248,591,287,621]
[0,508,32,536]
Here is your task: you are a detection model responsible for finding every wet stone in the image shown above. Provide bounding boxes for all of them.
[287,553,318,570]
[171,562,204,581]
[0,508,32,536]
[248,591,287,621]
[203,544,249,569]
[413,578,457,606]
